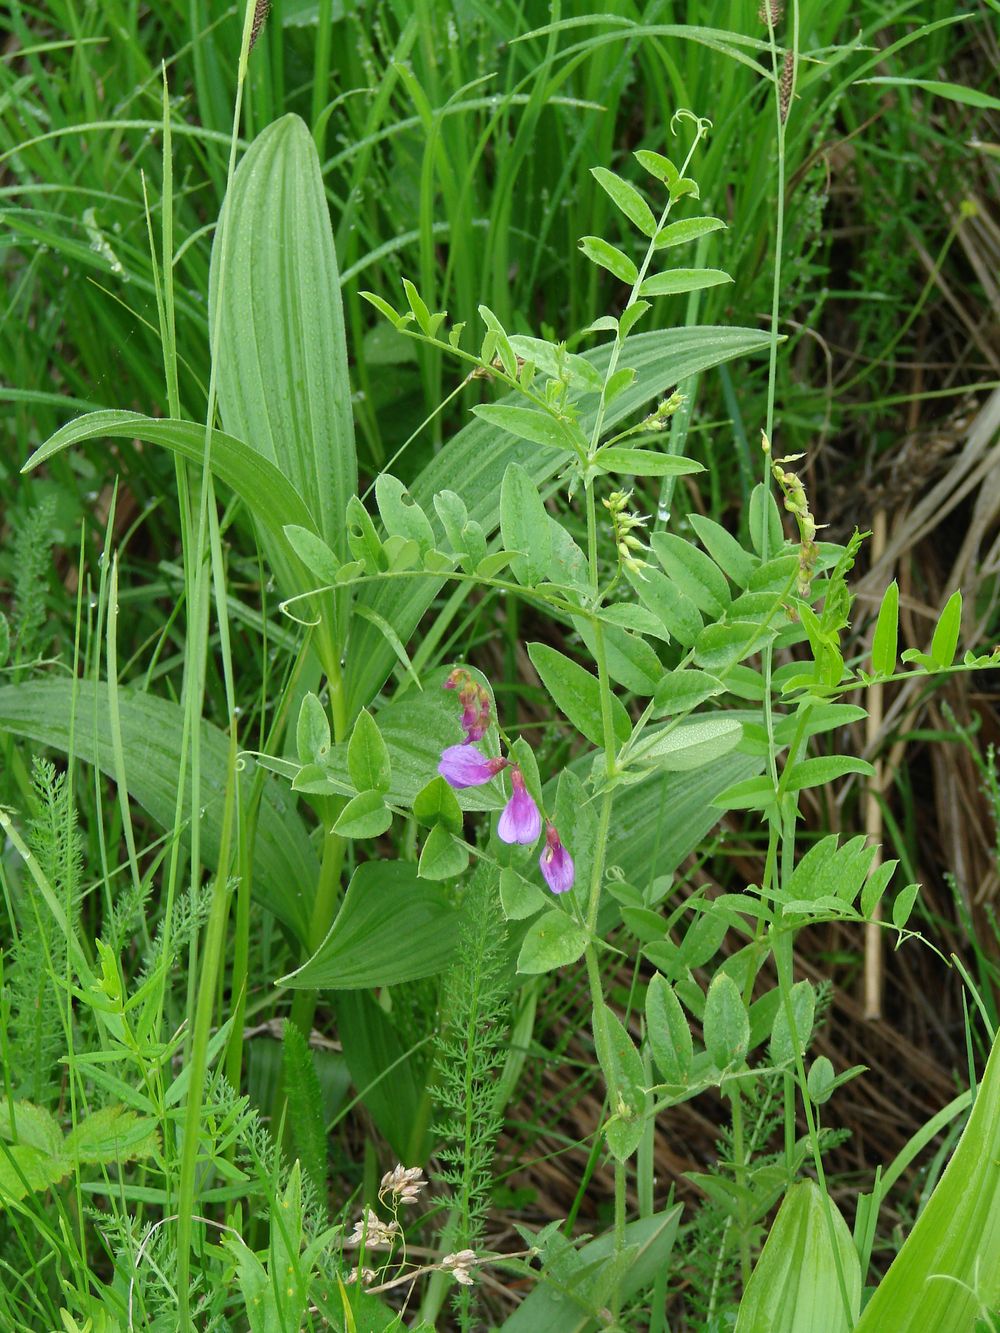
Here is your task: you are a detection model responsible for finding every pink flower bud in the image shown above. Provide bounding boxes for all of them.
[540,821,574,894]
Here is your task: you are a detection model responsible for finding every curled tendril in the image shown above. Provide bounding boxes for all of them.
[276,596,321,627]
[670,107,713,139]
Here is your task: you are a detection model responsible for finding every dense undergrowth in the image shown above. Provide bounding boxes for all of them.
[2,2,1000,1330]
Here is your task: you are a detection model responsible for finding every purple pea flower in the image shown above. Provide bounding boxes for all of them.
[540,821,574,894]
[460,694,490,743]
[497,766,542,846]
[438,744,506,790]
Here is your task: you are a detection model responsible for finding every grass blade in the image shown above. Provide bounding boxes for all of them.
[0,680,316,941]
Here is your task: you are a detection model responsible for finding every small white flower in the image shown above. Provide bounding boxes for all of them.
[442,1249,478,1285]
[345,1266,376,1286]
[379,1164,427,1205]
[345,1208,399,1249]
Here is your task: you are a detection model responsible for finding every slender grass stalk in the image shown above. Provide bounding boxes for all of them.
[174,2,258,1322]
[106,555,143,897]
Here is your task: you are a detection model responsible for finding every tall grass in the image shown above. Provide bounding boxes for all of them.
[1,1,999,1330]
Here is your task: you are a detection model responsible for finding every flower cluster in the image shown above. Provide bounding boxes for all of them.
[345,1265,376,1287]
[437,672,575,894]
[345,1207,400,1249]
[763,432,821,597]
[444,666,491,742]
[378,1164,426,1207]
[603,489,649,577]
[341,1164,491,1296]
[641,389,685,431]
[441,1249,479,1286]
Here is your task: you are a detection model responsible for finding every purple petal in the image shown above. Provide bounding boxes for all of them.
[540,824,575,893]
[438,745,502,790]
[497,787,542,845]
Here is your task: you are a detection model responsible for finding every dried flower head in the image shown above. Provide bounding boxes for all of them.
[379,1164,426,1206]
[758,0,783,25]
[442,1249,479,1285]
[779,49,795,123]
[345,1208,400,1249]
[346,1266,376,1286]
[249,0,271,51]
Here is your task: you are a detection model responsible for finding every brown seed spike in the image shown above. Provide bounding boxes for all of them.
[779,49,795,122]
[757,0,784,25]
[250,0,271,52]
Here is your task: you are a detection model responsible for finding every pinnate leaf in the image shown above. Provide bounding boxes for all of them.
[640,268,732,297]
[930,589,962,669]
[872,579,899,676]
[527,642,631,748]
[646,973,693,1085]
[654,216,727,250]
[347,708,391,794]
[579,235,638,285]
[517,909,588,975]
[591,166,657,237]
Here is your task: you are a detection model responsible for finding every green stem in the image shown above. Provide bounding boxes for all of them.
[771,923,854,1326]
[288,818,346,1040]
[175,725,238,1328]
[730,1084,751,1286]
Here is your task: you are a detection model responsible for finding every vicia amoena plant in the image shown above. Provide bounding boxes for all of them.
[8,6,1000,1330]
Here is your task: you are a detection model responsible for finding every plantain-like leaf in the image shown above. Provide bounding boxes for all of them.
[280,861,457,989]
[854,1027,1000,1331]
[599,750,762,914]
[209,113,356,565]
[734,1179,860,1332]
[346,325,773,713]
[21,411,317,619]
[0,680,316,942]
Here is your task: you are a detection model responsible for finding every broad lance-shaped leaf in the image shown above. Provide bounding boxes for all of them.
[347,325,774,713]
[734,1179,860,1332]
[21,412,317,624]
[280,861,458,989]
[853,1027,1000,1331]
[209,114,356,564]
[0,680,316,942]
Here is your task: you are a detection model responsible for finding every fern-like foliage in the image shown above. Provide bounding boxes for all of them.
[431,865,510,1331]
[6,758,83,1102]
[283,1019,329,1206]
[683,1071,790,1328]
[137,876,214,994]
[99,1077,336,1329]
[9,496,56,671]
